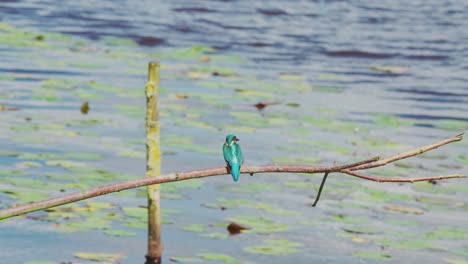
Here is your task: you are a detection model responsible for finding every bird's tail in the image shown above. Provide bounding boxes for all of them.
[231,164,240,182]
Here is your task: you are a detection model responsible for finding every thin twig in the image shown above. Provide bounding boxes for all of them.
[312,172,329,207]
[342,170,465,183]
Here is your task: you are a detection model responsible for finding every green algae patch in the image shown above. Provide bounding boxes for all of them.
[244,239,303,255]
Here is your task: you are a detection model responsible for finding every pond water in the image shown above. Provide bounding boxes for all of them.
[0,1,467,263]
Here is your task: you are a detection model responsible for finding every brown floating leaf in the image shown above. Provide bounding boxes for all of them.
[253,102,280,111]
[227,222,250,235]
[176,94,189,99]
[0,105,19,111]
[81,101,90,114]
[199,56,211,62]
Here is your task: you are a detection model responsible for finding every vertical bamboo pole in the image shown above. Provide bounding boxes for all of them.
[145,61,162,264]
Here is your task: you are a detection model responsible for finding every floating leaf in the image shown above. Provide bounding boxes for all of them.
[74,252,124,262]
[0,104,19,111]
[317,74,347,81]
[356,188,412,203]
[383,205,424,215]
[2,189,50,203]
[286,102,300,107]
[197,253,238,264]
[46,160,86,169]
[354,251,392,260]
[0,149,21,157]
[227,222,250,235]
[458,155,468,164]
[158,45,215,58]
[376,238,434,250]
[104,230,137,237]
[169,256,202,263]
[373,113,413,127]
[343,226,381,235]
[227,215,288,234]
[436,120,468,131]
[122,207,146,220]
[244,239,302,255]
[59,216,112,232]
[314,86,344,93]
[118,149,145,158]
[327,214,369,224]
[181,224,205,233]
[424,226,468,240]
[369,65,409,74]
[15,161,42,169]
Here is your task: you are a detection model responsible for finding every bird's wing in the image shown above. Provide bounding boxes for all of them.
[234,143,243,165]
[223,144,233,164]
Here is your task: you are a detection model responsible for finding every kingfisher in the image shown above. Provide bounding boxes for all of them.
[223,134,243,182]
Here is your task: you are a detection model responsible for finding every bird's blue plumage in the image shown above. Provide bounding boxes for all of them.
[223,134,243,182]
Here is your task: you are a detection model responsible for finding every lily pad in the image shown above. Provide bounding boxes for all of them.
[354,251,392,260]
[383,205,424,215]
[424,226,468,240]
[343,226,381,235]
[197,253,238,264]
[369,65,409,74]
[74,252,124,262]
[45,160,86,169]
[181,224,205,233]
[373,113,413,127]
[244,239,302,255]
[376,238,434,250]
[227,215,288,234]
[104,230,137,237]
[169,256,202,263]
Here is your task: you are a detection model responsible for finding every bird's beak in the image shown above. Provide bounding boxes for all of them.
[235,137,240,141]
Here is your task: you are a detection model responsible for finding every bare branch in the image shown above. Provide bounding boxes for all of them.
[349,133,464,171]
[0,134,464,220]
